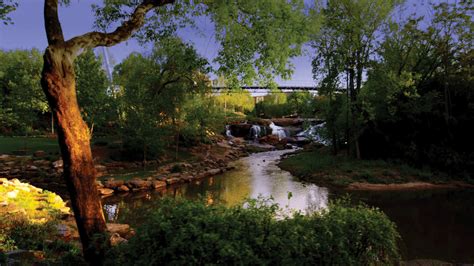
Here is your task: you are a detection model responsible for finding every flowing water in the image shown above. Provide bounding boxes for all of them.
[103,149,474,263]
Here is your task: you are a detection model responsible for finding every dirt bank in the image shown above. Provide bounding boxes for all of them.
[347,181,474,191]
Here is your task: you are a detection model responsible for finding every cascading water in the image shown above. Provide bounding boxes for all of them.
[269,122,288,140]
[249,125,261,141]
[296,122,329,145]
[225,125,233,138]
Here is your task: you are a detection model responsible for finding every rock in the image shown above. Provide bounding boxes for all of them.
[95,164,107,171]
[27,165,38,171]
[272,118,304,127]
[206,168,222,177]
[180,176,194,183]
[0,154,10,160]
[152,180,167,189]
[7,190,19,198]
[33,159,50,166]
[110,233,128,246]
[56,224,71,238]
[117,185,130,192]
[104,179,125,189]
[259,135,281,145]
[107,223,130,236]
[9,169,20,175]
[5,250,39,264]
[166,177,181,185]
[128,179,152,189]
[228,124,253,138]
[96,180,104,188]
[98,188,114,195]
[33,150,47,158]
[216,141,232,149]
[52,160,63,168]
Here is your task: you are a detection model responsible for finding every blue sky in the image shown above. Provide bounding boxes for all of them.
[0,0,436,86]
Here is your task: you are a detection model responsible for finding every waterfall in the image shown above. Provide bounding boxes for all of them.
[249,125,261,141]
[225,125,233,138]
[269,122,288,140]
[296,122,329,145]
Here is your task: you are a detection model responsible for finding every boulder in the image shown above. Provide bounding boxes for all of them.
[96,180,104,188]
[110,233,128,246]
[33,150,47,158]
[259,135,281,145]
[98,188,114,196]
[272,118,304,127]
[166,177,181,185]
[117,185,130,192]
[228,124,253,138]
[27,165,38,171]
[104,179,125,189]
[128,179,152,189]
[206,168,222,176]
[52,160,63,168]
[180,176,194,183]
[0,154,10,160]
[107,223,130,236]
[152,180,167,189]
[95,164,107,172]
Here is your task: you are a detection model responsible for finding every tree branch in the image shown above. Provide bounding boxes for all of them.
[65,0,175,52]
[44,0,64,45]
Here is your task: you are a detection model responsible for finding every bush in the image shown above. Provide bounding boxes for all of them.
[105,198,400,265]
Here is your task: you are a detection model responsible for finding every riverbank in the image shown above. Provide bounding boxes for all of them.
[0,136,259,198]
[278,146,474,190]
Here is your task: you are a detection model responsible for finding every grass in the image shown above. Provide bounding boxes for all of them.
[0,136,60,155]
[278,148,438,188]
[101,168,157,181]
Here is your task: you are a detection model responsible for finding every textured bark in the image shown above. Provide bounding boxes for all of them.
[41,46,107,264]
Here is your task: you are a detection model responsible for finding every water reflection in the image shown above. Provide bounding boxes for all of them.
[102,150,474,263]
[103,150,329,224]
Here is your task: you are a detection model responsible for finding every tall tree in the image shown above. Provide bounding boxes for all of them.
[311,0,402,158]
[0,49,47,134]
[75,49,111,135]
[35,0,314,263]
[114,37,210,162]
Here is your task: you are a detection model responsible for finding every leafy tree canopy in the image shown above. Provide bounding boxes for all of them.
[89,0,317,85]
[0,0,17,25]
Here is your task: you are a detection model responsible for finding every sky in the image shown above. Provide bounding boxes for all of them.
[0,0,438,86]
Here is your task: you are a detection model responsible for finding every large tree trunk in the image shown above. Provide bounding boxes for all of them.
[41,46,107,265]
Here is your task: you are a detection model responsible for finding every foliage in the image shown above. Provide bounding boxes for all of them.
[0,179,71,255]
[360,1,474,176]
[214,87,255,115]
[105,197,399,265]
[0,49,47,135]
[311,0,402,157]
[114,37,214,161]
[91,0,316,86]
[278,148,439,187]
[74,49,112,135]
[313,94,349,150]
[181,93,225,144]
[287,91,315,117]
[256,90,316,118]
[0,0,17,25]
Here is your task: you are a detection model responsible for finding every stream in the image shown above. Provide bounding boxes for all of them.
[103,149,474,263]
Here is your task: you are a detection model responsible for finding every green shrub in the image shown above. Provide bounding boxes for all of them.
[105,198,400,265]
